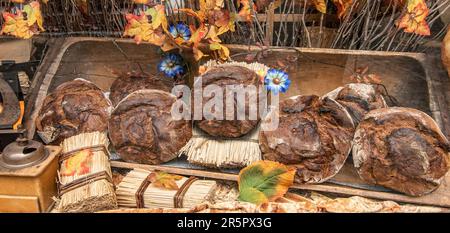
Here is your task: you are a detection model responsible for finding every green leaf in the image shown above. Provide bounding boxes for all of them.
[238,160,296,204]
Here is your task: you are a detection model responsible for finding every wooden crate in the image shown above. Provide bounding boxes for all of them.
[25,37,450,208]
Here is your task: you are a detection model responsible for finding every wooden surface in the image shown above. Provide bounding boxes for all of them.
[0,39,32,63]
[24,37,450,208]
[0,195,40,213]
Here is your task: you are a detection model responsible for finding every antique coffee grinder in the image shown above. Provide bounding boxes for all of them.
[0,132,60,212]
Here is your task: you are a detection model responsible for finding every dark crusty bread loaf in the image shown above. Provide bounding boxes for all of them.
[109,74,174,106]
[353,107,450,196]
[36,79,112,144]
[260,95,355,184]
[108,90,192,165]
[324,83,387,125]
[193,66,261,138]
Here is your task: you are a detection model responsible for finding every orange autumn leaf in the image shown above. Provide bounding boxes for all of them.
[24,1,44,31]
[145,4,168,32]
[60,149,93,177]
[123,13,166,46]
[133,0,151,4]
[313,0,327,14]
[332,0,353,19]
[1,1,45,39]
[396,0,430,36]
[123,13,152,44]
[148,172,184,190]
[238,0,256,22]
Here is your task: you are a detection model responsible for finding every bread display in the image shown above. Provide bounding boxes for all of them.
[36,79,112,144]
[260,95,355,184]
[353,107,450,196]
[324,83,388,124]
[108,90,192,165]
[193,66,261,138]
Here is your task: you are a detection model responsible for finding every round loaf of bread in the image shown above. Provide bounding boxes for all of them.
[109,74,174,106]
[353,107,450,196]
[260,95,355,184]
[193,66,261,138]
[36,79,112,144]
[108,90,192,164]
[324,83,387,124]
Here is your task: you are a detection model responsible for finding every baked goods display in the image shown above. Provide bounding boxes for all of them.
[109,74,174,106]
[193,65,261,138]
[36,79,112,145]
[324,83,388,124]
[259,95,355,184]
[353,107,450,196]
[108,90,192,165]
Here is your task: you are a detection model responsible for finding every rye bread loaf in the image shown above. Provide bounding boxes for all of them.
[260,95,355,184]
[353,107,450,196]
[193,66,261,138]
[108,90,192,165]
[324,83,387,125]
[36,79,112,144]
[109,74,174,106]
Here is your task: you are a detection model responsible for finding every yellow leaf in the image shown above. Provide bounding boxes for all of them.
[205,25,221,43]
[148,172,184,190]
[145,4,168,33]
[24,1,44,31]
[210,42,230,61]
[123,13,153,44]
[313,0,327,14]
[1,11,33,39]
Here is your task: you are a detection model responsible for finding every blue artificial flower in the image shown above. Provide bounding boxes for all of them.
[158,53,186,78]
[264,69,291,94]
[169,23,191,41]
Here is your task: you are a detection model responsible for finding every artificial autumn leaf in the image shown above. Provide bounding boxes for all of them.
[210,42,230,60]
[1,1,45,39]
[133,0,152,4]
[24,1,44,31]
[238,160,296,205]
[60,149,93,177]
[148,171,184,190]
[396,0,430,36]
[238,0,256,22]
[123,13,153,44]
[332,0,353,19]
[145,4,168,32]
[1,12,36,39]
[313,0,327,14]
